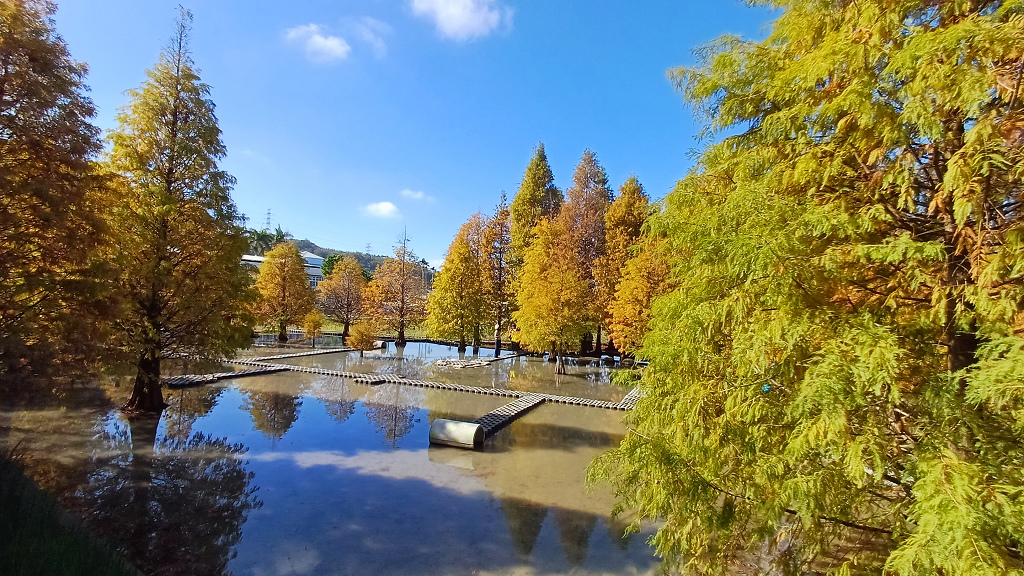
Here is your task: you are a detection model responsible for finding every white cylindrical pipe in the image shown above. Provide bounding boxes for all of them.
[429,419,484,449]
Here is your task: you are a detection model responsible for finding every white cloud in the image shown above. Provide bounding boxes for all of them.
[353,17,391,59]
[400,188,432,201]
[363,201,400,218]
[285,24,351,63]
[410,0,513,41]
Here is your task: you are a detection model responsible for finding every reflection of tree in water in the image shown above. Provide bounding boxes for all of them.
[554,508,599,565]
[75,415,261,576]
[499,497,548,556]
[310,376,356,424]
[243,388,302,440]
[363,384,418,449]
[163,386,224,441]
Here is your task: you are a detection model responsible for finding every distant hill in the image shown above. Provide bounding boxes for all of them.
[293,239,389,273]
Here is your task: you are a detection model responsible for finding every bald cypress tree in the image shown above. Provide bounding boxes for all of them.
[0,0,110,383]
[107,9,253,412]
[510,143,561,274]
[593,1,1024,574]
[593,176,649,350]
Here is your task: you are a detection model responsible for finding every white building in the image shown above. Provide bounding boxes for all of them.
[242,251,324,288]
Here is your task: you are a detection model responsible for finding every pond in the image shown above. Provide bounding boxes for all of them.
[0,343,659,576]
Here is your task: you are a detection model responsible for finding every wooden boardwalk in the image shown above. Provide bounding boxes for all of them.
[473,394,546,435]
[163,365,291,388]
[165,348,641,411]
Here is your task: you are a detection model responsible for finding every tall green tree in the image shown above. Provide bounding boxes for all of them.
[593,1,1024,574]
[513,217,589,374]
[510,143,562,274]
[107,9,253,413]
[0,0,111,383]
[246,228,273,256]
[427,215,488,351]
[255,242,314,342]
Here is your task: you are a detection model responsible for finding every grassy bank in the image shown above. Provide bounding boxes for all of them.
[0,453,141,576]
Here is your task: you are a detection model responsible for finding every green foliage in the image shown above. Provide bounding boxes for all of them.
[592,1,1024,574]
[321,253,341,276]
[510,143,562,274]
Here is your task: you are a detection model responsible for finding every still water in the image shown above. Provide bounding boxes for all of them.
[0,344,658,576]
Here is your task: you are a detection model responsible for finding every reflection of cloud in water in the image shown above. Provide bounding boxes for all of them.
[248,449,486,495]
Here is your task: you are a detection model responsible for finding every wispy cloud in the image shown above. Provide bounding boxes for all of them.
[352,17,391,59]
[410,0,513,41]
[363,201,400,218]
[285,24,351,63]
[400,188,433,201]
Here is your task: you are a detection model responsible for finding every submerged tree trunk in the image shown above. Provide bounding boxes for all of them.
[458,335,467,353]
[123,349,166,413]
[472,324,481,355]
[493,320,502,358]
[555,348,566,375]
[595,325,602,357]
[277,321,288,343]
[397,321,407,347]
[342,320,350,341]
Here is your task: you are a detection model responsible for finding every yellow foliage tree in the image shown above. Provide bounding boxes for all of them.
[513,218,589,374]
[594,176,650,351]
[255,243,314,342]
[302,310,324,348]
[347,320,379,357]
[362,238,427,346]
[106,10,254,412]
[316,255,365,339]
[607,236,670,354]
[427,215,488,351]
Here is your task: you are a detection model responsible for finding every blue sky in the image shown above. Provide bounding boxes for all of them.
[54,1,774,265]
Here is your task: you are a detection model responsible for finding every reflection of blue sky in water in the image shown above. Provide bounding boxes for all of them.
[274,343,631,402]
[4,364,658,576]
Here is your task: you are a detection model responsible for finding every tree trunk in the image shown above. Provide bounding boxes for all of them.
[458,336,467,353]
[555,348,566,375]
[595,325,602,358]
[472,324,481,355]
[547,344,557,363]
[493,320,502,358]
[397,321,406,347]
[123,350,165,413]
[277,321,288,343]
[342,321,350,341]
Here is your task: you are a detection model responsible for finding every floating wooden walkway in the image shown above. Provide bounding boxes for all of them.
[242,348,353,361]
[433,352,529,369]
[164,348,641,412]
[163,365,291,388]
[473,394,545,435]
[227,357,640,411]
